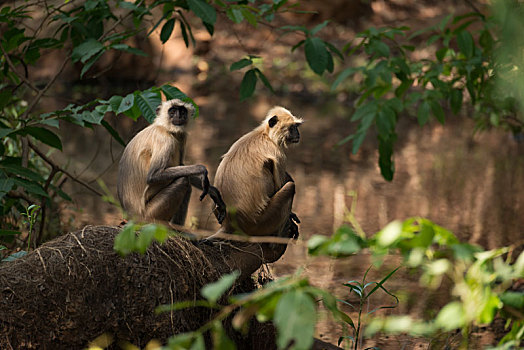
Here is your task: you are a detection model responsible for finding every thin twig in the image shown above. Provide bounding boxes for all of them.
[465,0,483,16]
[21,54,70,119]
[28,141,103,196]
[168,223,301,245]
[0,41,40,93]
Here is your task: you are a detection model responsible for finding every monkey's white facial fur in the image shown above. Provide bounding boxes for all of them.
[155,98,195,133]
[263,106,303,147]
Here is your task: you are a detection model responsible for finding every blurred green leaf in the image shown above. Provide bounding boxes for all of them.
[136,91,161,123]
[201,270,240,304]
[160,18,175,43]
[114,223,137,256]
[274,290,316,350]
[435,302,465,331]
[230,58,253,71]
[305,37,328,75]
[18,126,62,150]
[101,120,126,147]
[187,0,216,25]
[456,30,474,58]
[240,69,257,101]
[417,100,430,126]
[2,250,27,262]
[449,88,463,115]
[72,38,104,63]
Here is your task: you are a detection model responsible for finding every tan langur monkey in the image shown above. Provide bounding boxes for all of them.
[117,99,226,225]
[214,106,302,238]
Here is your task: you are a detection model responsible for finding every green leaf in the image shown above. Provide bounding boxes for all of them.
[114,223,137,256]
[20,126,62,150]
[0,161,45,182]
[101,120,125,147]
[81,110,104,124]
[230,58,253,71]
[117,93,135,115]
[500,291,524,311]
[311,20,329,35]
[187,0,216,25]
[0,178,15,194]
[72,38,104,63]
[109,95,124,113]
[241,8,257,27]
[417,100,430,126]
[366,267,400,298]
[305,37,328,75]
[436,302,465,330]
[429,100,445,124]
[213,322,236,350]
[12,178,48,198]
[376,220,403,247]
[179,20,190,47]
[0,127,13,139]
[240,69,257,101]
[136,226,155,254]
[352,111,375,155]
[201,270,240,303]
[456,30,474,58]
[111,44,147,57]
[254,68,274,93]
[160,18,176,43]
[332,67,358,90]
[479,29,494,52]
[436,47,448,62]
[80,50,104,77]
[378,134,395,181]
[2,250,27,262]
[351,101,377,122]
[226,7,244,24]
[449,88,463,115]
[368,38,390,57]
[326,51,334,73]
[395,79,413,97]
[0,89,11,110]
[0,229,21,236]
[375,106,396,136]
[160,85,187,100]
[136,91,162,123]
[274,290,316,350]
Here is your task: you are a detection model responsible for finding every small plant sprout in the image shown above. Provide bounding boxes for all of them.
[21,204,41,251]
[338,266,400,350]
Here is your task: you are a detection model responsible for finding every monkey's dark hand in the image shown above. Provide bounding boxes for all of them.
[288,213,300,239]
[290,212,300,225]
[198,168,210,201]
[211,189,227,224]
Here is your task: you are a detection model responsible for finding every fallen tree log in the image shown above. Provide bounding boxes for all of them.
[0,225,287,349]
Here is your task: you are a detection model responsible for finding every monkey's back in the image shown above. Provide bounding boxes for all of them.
[117,125,181,217]
[215,128,287,222]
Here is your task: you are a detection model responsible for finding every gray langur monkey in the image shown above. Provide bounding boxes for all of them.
[117,99,226,225]
[214,106,302,238]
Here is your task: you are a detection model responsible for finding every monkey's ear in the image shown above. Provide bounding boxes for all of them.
[268,116,278,128]
[156,104,162,115]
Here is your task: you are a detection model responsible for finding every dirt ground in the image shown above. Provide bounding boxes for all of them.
[29,0,524,348]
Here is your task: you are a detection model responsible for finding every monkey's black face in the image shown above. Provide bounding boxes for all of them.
[169,106,188,126]
[287,124,300,143]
